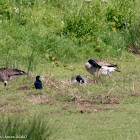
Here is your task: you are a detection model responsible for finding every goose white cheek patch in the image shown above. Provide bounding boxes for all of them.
[85,62,92,68]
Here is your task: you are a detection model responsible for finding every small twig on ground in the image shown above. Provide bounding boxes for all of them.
[50,81,59,89]
[107,87,114,97]
[132,82,135,94]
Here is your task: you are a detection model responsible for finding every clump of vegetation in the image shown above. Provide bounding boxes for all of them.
[0,115,55,140]
[0,0,140,69]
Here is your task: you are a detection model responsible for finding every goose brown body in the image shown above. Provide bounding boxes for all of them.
[0,68,27,86]
[94,60,118,67]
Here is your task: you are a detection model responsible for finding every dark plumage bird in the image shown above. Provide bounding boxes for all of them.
[0,67,27,86]
[34,76,43,89]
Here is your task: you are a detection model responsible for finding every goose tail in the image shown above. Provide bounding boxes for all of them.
[115,69,121,72]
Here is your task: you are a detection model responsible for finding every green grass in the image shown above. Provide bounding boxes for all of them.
[0,0,140,139]
[0,115,54,140]
[0,0,140,69]
[0,55,140,140]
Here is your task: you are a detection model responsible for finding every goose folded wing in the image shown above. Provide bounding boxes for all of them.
[8,69,26,77]
[94,60,117,67]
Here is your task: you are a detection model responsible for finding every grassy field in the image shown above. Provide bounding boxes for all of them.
[0,0,140,139]
[0,54,140,140]
[0,0,140,66]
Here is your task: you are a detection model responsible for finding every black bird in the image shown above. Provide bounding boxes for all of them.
[34,76,43,89]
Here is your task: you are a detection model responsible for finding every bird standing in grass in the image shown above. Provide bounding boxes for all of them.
[0,67,27,86]
[34,76,43,89]
[85,59,120,79]
[85,60,101,76]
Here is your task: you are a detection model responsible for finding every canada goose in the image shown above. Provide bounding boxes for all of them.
[85,60,101,76]
[85,59,120,78]
[34,76,43,89]
[0,67,27,86]
[69,75,85,84]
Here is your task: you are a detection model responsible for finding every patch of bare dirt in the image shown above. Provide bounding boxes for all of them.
[128,43,140,54]
[130,91,140,97]
[94,94,110,100]
[66,95,96,107]
[6,97,17,101]
[33,92,43,96]
[100,99,120,104]
[0,102,8,107]
[0,107,26,114]
[69,109,92,114]
[65,106,124,114]
[27,94,57,105]
[18,85,28,90]
[7,108,26,113]
[73,99,96,106]
[27,95,49,104]
[61,94,123,114]
[61,94,121,112]
[46,111,62,115]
